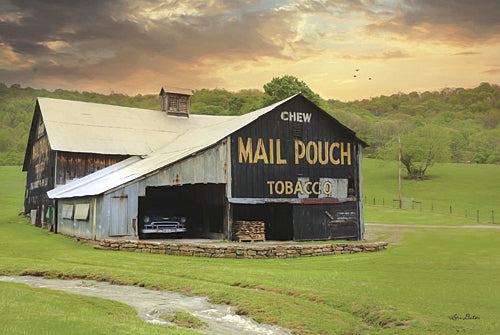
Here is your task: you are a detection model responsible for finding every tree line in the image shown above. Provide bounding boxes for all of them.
[1,78,499,178]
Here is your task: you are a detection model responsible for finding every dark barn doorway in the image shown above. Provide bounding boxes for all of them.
[139,184,225,240]
[232,203,293,241]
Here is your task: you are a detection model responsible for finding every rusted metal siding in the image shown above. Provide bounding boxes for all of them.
[56,151,128,185]
[57,193,137,240]
[57,196,95,239]
[109,195,129,236]
[103,184,141,239]
[143,142,227,187]
[52,143,228,240]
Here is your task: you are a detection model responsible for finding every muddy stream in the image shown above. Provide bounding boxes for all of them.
[0,276,291,335]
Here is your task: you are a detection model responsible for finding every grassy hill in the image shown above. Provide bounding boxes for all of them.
[363,158,499,224]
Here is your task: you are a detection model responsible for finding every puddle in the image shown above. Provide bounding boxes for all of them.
[0,276,291,335]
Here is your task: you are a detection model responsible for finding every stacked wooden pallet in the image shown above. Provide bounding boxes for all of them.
[234,221,266,242]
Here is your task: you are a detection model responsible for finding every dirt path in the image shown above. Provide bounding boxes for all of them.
[0,276,291,335]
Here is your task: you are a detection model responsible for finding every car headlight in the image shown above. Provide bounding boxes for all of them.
[143,216,150,224]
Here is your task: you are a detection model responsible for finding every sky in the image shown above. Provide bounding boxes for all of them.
[1,0,499,101]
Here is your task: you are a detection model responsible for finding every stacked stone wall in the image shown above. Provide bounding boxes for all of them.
[96,240,388,259]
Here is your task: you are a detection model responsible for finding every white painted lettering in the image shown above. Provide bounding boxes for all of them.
[280,111,312,123]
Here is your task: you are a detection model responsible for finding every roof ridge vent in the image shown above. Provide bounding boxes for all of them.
[159,86,192,118]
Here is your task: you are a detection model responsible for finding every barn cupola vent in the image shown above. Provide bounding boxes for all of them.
[159,86,193,117]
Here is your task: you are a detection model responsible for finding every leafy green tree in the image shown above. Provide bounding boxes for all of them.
[0,129,12,152]
[381,125,452,179]
[1,82,499,166]
[262,75,324,107]
[469,129,500,163]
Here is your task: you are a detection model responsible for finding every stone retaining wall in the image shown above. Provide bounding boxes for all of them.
[96,240,388,259]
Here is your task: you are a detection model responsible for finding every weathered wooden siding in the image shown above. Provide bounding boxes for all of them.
[57,196,96,239]
[162,93,190,117]
[56,152,128,185]
[23,105,56,227]
[292,202,360,241]
[230,97,360,200]
[23,102,128,228]
[58,193,138,241]
[229,95,365,240]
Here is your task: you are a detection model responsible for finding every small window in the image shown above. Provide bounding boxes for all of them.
[75,203,90,220]
[62,204,74,219]
[168,96,180,111]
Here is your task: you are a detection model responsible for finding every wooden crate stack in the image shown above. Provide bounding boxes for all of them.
[234,221,266,242]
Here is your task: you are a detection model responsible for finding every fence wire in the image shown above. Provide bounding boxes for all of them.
[363,195,496,224]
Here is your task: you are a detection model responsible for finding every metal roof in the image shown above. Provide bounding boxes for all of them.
[159,86,193,96]
[48,95,297,199]
[38,97,233,155]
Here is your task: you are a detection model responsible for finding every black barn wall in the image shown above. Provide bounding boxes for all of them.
[230,95,363,240]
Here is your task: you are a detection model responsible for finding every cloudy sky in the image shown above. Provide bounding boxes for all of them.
[1,0,499,101]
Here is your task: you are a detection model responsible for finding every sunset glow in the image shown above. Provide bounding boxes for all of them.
[1,0,499,101]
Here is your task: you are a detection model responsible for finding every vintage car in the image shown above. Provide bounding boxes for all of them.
[140,213,187,234]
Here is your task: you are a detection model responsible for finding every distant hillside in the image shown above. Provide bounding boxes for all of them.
[327,83,500,164]
[1,82,498,165]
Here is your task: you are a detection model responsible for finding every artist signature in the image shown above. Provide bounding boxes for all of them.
[448,313,480,321]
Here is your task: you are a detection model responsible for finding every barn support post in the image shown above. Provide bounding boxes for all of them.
[225,136,233,241]
[225,202,233,241]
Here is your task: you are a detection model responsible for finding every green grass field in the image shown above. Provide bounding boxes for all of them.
[0,281,197,335]
[0,162,499,334]
[363,158,499,223]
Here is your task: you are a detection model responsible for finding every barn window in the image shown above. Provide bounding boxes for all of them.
[74,203,90,220]
[62,204,74,219]
[168,96,180,111]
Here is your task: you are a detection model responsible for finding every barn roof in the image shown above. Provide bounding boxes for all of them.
[47,94,367,199]
[37,97,233,155]
[47,95,297,199]
[159,86,193,96]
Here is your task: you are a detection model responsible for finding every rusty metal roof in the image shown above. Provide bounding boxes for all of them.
[38,97,232,155]
[48,95,298,199]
